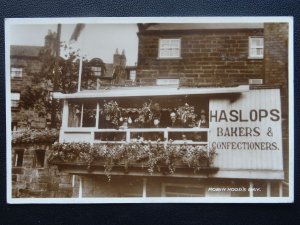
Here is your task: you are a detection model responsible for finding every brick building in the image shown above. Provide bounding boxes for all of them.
[11,45,45,130]
[136,23,264,86]
[49,22,290,199]
[10,30,136,198]
[10,31,75,198]
[136,22,289,186]
[85,49,129,89]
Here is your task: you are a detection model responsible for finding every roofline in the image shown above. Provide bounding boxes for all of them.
[10,45,43,58]
[137,23,264,35]
[53,85,250,99]
[138,28,264,36]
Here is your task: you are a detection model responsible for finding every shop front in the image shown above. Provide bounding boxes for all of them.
[50,85,284,198]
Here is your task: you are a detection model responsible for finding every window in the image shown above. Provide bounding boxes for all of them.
[11,122,18,131]
[162,183,205,197]
[82,102,97,127]
[129,70,136,81]
[249,37,264,59]
[35,150,46,167]
[11,67,23,79]
[158,39,181,58]
[156,79,179,86]
[68,102,96,127]
[11,92,20,108]
[91,66,102,77]
[14,149,24,167]
[68,103,82,127]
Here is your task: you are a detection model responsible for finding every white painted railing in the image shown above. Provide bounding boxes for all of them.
[60,127,210,145]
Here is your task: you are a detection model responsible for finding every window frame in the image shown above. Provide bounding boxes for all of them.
[68,101,97,128]
[34,149,46,168]
[11,121,18,131]
[129,70,137,81]
[248,36,264,59]
[14,149,24,167]
[158,38,182,59]
[11,67,23,79]
[156,78,180,86]
[91,66,102,77]
[11,92,20,109]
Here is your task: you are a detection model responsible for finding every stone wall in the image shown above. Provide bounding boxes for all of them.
[12,143,73,198]
[11,56,49,130]
[137,29,264,86]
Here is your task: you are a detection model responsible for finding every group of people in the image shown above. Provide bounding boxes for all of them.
[148,110,208,129]
[100,102,208,129]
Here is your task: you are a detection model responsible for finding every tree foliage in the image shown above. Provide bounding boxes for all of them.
[35,43,82,94]
[20,40,105,123]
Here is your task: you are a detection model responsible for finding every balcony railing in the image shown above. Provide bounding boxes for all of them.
[60,127,210,145]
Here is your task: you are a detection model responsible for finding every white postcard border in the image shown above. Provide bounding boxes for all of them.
[5,16,294,204]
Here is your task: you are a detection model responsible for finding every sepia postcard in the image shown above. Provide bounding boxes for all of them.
[5,17,294,203]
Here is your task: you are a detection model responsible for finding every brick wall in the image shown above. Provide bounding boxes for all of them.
[137,24,290,185]
[264,23,289,183]
[137,29,264,86]
[12,143,73,198]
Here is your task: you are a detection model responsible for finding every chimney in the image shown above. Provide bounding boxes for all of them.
[44,30,56,49]
[113,48,126,68]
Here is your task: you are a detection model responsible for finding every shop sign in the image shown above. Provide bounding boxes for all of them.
[209,89,283,171]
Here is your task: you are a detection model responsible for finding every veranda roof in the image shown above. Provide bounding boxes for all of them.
[53,85,249,99]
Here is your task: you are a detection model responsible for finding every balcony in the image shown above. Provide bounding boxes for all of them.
[49,143,218,180]
[49,89,223,178]
[50,127,218,179]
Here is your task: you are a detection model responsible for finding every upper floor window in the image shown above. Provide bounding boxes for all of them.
[11,92,20,108]
[68,102,97,128]
[129,70,136,81]
[11,67,23,79]
[158,39,181,59]
[249,37,264,59]
[91,66,102,77]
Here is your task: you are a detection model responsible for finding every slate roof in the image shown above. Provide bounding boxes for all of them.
[11,45,43,58]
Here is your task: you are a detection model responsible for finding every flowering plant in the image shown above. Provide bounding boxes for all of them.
[48,141,217,181]
[102,100,121,125]
[176,103,198,126]
[12,129,59,144]
[133,100,153,125]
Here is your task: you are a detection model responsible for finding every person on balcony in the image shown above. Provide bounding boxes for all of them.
[151,117,161,128]
[152,103,162,120]
[168,112,182,128]
[68,104,81,127]
[197,110,208,128]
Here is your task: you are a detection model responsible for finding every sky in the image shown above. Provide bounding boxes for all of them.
[9,23,139,66]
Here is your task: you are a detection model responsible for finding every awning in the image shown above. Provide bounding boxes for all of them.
[53,85,249,99]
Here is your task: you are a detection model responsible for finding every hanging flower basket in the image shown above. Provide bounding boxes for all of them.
[48,141,217,180]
